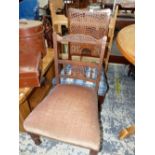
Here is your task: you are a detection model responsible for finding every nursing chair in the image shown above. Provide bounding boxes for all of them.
[24,31,107,155]
[49,1,68,34]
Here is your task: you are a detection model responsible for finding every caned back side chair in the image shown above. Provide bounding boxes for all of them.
[24,31,107,155]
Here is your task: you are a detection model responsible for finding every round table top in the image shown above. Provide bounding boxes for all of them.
[116,24,135,65]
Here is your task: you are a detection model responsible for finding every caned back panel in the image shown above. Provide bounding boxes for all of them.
[68,8,111,58]
[68,8,111,39]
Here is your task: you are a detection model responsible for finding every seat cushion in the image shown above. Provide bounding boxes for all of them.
[24,84,101,151]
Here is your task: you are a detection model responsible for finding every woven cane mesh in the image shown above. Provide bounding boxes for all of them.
[68,8,111,57]
[68,8,111,39]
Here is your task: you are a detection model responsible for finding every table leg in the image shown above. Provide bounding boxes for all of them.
[119,125,135,140]
[128,64,135,79]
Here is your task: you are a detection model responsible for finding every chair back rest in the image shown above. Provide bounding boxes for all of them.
[68,8,111,39]
[53,32,107,92]
[67,8,111,63]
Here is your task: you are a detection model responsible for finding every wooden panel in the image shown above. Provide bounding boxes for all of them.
[19,87,33,105]
[28,62,55,110]
[19,119,24,131]
[19,100,31,132]
[41,48,54,76]
[19,48,54,105]
[28,85,51,110]
[45,61,55,82]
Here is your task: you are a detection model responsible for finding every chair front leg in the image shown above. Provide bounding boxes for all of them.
[98,95,105,112]
[98,95,105,105]
[29,133,41,145]
[90,149,98,155]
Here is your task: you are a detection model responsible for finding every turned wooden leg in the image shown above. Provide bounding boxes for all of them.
[98,95,104,105]
[29,133,41,145]
[90,149,98,155]
[119,125,135,140]
[98,95,105,112]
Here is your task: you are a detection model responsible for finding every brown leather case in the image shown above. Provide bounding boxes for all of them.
[19,20,47,58]
[19,51,42,88]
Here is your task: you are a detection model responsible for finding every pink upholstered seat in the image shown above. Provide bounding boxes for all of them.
[24,84,100,150]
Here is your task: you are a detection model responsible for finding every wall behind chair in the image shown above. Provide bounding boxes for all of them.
[38,0,48,7]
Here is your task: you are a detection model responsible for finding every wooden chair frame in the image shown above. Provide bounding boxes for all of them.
[53,32,107,93]
[49,1,68,34]
[105,5,119,71]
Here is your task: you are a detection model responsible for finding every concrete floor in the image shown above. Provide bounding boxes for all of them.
[111,31,122,56]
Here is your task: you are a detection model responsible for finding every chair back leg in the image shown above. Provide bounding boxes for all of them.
[29,133,41,145]
[90,150,98,155]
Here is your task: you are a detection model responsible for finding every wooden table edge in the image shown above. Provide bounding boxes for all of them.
[116,34,135,65]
